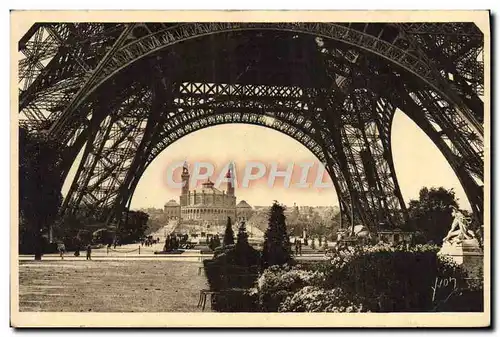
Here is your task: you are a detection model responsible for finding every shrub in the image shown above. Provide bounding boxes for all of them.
[254,265,324,312]
[203,225,261,303]
[203,259,260,291]
[211,289,259,312]
[253,242,474,312]
[212,242,261,267]
[320,242,469,312]
[432,289,483,312]
[213,244,235,258]
[279,286,368,312]
[208,235,221,251]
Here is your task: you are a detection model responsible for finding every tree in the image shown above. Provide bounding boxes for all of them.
[287,205,302,236]
[52,208,111,250]
[325,210,342,241]
[19,127,63,260]
[407,187,459,244]
[53,213,88,250]
[261,201,292,268]
[234,221,260,266]
[118,211,149,244]
[236,221,249,249]
[308,211,322,236]
[246,210,269,233]
[223,216,235,246]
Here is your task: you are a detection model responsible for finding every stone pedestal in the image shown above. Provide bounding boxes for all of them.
[439,239,483,278]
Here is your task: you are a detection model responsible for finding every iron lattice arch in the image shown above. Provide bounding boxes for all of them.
[18,22,485,230]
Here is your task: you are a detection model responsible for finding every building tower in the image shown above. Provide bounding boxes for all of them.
[226,163,235,196]
[180,162,190,206]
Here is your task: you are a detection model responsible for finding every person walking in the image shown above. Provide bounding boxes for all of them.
[86,244,92,260]
[58,243,65,260]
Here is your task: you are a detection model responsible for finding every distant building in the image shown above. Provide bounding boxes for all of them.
[236,200,254,222]
[163,199,180,220]
[169,162,253,234]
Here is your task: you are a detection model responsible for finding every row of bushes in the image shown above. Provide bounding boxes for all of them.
[204,242,483,312]
[250,243,483,312]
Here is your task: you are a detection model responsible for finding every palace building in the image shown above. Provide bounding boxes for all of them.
[169,163,253,234]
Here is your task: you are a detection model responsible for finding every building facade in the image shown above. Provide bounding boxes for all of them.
[170,163,252,234]
[163,199,181,220]
[236,200,254,222]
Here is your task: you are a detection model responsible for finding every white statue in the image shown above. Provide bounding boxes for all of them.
[443,208,475,244]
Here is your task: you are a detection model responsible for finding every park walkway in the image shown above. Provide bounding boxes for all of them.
[19,259,210,312]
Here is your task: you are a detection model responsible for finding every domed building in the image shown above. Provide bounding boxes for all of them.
[172,162,253,235]
[236,200,254,222]
[180,178,237,231]
[163,199,181,220]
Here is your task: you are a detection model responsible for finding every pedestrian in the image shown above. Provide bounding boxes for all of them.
[86,244,92,260]
[298,240,302,256]
[58,243,65,260]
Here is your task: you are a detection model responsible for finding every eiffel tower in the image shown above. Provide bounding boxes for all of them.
[18,22,485,230]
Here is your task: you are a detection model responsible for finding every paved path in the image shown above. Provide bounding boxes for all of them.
[20,241,211,261]
[19,255,212,262]
[20,235,331,262]
[148,220,178,241]
[19,252,328,262]
[19,259,210,312]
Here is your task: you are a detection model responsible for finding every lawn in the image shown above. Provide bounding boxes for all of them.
[19,260,210,312]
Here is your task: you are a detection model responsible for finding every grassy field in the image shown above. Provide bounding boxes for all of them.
[19,260,210,312]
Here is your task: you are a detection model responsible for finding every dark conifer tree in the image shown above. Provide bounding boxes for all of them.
[235,221,260,266]
[261,201,292,268]
[223,216,235,246]
[236,221,249,249]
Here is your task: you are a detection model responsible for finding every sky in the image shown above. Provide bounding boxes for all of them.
[61,108,470,211]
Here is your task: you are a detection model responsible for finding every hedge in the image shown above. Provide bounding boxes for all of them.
[253,243,482,312]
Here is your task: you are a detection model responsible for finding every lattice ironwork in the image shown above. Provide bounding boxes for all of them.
[18,22,486,231]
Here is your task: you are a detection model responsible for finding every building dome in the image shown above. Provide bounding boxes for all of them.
[201,179,215,188]
[164,199,179,207]
[236,200,252,209]
[192,178,225,195]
